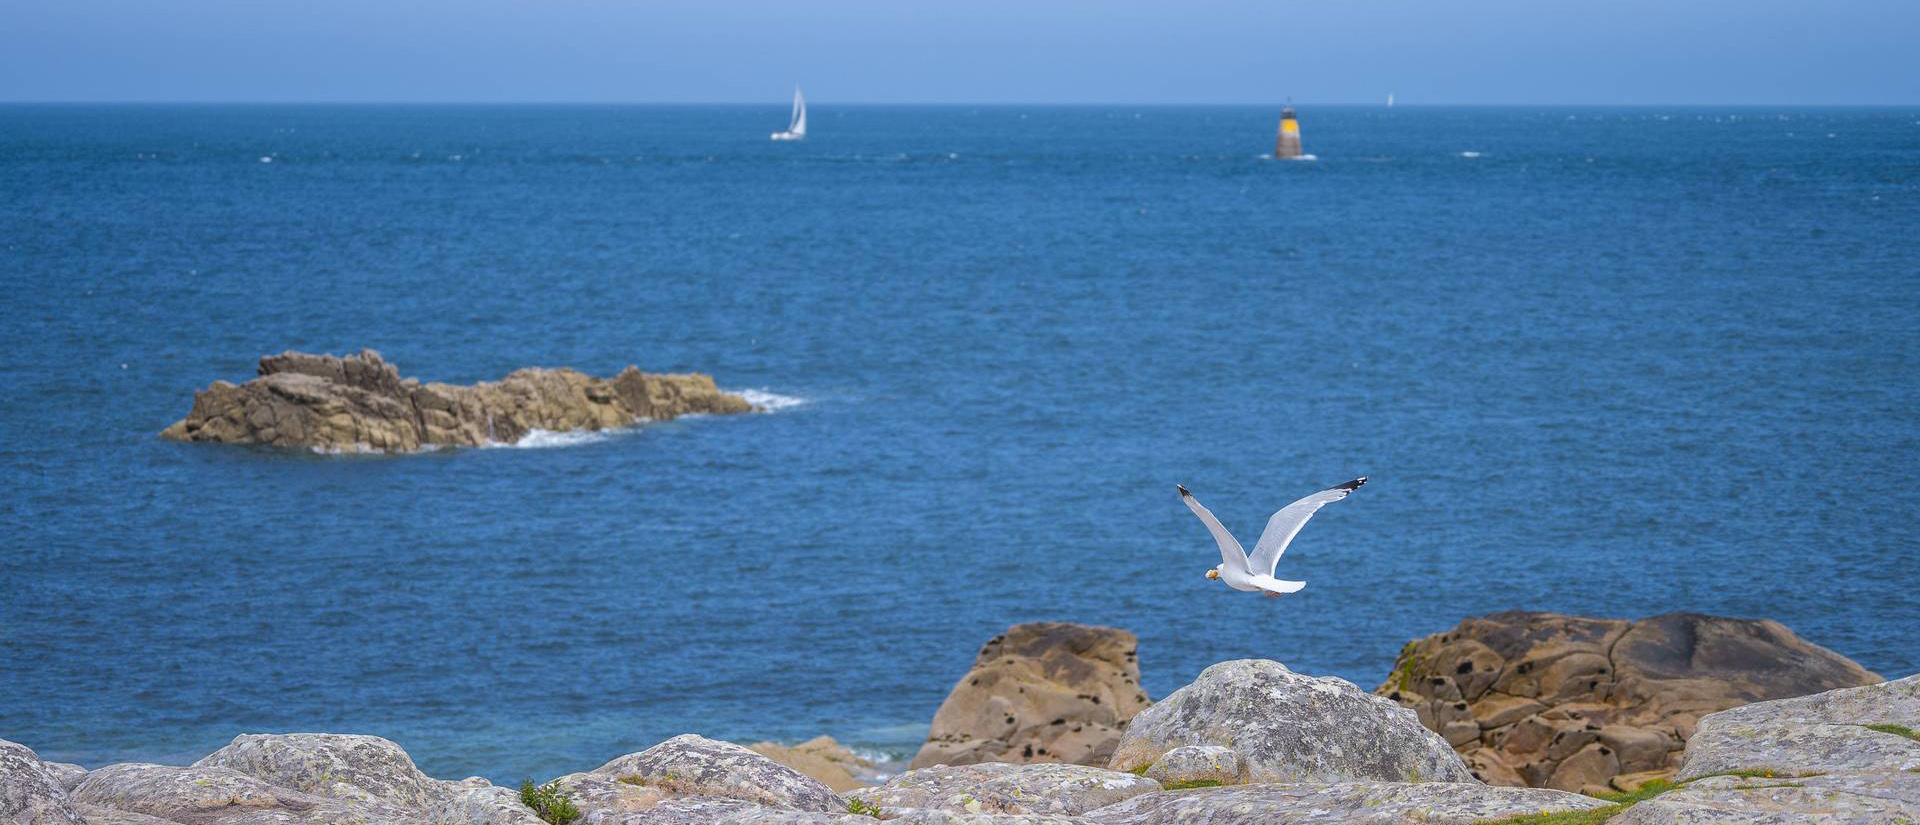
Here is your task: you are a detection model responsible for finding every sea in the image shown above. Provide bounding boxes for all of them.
[3,104,1917,783]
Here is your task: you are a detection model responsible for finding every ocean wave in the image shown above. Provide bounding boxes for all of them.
[736,388,807,412]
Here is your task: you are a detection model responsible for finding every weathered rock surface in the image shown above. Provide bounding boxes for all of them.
[71,762,409,824]
[587,734,844,813]
[1109,659,1473,784]
[848,763,1159,817]
[161,349,753,452]
[1676,671,1920,780]
[40,762,88,794]
[1141,745,1240,787]
[912,623,1152,770]
[193,732,451,808]
[748,736,874,793]
[1609,771,1920,825]
[1,739,86,825]
[1083,781,1610,825]
[1376,611,1880,791]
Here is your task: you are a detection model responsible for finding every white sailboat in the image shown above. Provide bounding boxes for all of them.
[1387,92,1395,108]
[770,87,807,141]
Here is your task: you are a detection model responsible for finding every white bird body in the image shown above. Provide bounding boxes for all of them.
[1179,478,1367,598]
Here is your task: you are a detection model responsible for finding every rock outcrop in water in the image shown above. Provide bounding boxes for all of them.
[1375,611,1881,794]
[747,736,876,793]
[911,623,1153,770]
[160,349,753,453]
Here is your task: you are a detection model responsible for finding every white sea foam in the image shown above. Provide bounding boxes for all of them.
[736,388,807,412]
[496,429,613,449]
[1459,151,1483,158]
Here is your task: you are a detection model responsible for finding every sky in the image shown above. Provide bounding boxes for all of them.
[2,0,1915,104]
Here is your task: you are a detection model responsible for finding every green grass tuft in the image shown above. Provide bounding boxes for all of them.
[1866,723,1920,741]
[1473,779,1676,825]
[846,798,884,818]
[1160,779,1224,790]
[1126,765,1150,776]
[519,779,581,825]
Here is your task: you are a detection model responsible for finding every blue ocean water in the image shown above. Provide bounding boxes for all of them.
[3,104,1917,783]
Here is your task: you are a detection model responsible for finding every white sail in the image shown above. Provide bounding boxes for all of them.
[772,86,807,141]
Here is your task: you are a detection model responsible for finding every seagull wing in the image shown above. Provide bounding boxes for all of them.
[1178,485,1251,574]
[1247,477,1367,576]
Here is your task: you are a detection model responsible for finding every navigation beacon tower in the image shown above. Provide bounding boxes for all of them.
[1274,104,1303,159]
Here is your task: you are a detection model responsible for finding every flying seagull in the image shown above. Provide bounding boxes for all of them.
[1178,477,1367,598]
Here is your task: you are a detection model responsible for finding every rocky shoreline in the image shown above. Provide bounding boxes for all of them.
[6,613,1914,824]
[160,350,754,453]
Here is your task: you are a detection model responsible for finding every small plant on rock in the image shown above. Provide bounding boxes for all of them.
[519,778,581,825]
[846,797,884,818]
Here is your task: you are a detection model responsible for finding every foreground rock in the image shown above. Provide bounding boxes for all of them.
[849,763,1160,817]
[1597,673,1920,823]
[589,734,844,813]
[1676,671,1920,780]
[748,736,875,793]
[1109,659,1472,784]
[161,349,753,452]
[1,739,85,824]
[1610,771,1920,825]
[1088,782,1610,825]
[912,623,1152,770]
[1376,611,1880,792]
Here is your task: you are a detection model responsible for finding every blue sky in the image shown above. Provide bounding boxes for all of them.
[2,0,1914,104]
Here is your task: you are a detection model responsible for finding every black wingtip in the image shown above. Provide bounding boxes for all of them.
[1335,476,1368,491]
[1177,484,1192,498]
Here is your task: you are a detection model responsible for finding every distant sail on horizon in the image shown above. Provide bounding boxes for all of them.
[771,86,807,141]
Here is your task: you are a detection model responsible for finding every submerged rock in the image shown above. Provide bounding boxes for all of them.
[1083,781,1610,825]
[748,736,874,793]
[1108,659,1473,784]
[1376,611,1880,791]
[0,739,85,825]
[912,623,1152,770]
[161,349,753,452]
[848,762,1159,817]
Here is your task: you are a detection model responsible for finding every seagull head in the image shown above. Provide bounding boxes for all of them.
[1205,567,1221,581]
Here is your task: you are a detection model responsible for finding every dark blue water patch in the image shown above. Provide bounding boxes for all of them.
[2,104,1917,783]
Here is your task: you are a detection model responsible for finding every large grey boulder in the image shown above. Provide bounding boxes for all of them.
[1677,672,1920,779]
[1082,781,1610,824]
[848,763,1159,817]
[0,739,86,825]
[570,796,865,825]
[1108,660,1474,784]
[193,732,452,808]
[1608,771,1920,825]
[70,762,409,824]
[913,623,1152,770]
[590,734,845,813]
